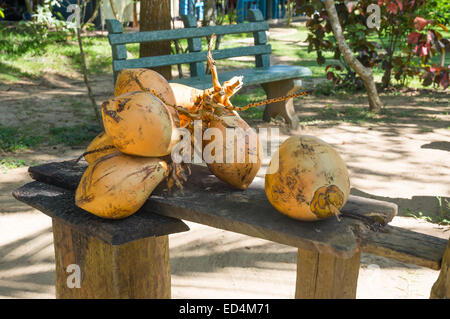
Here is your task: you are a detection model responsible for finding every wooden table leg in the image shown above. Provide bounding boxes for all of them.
[295,248,361,299]
[262,79,301,129]
[430,238,450,299]
[52,219,171,299]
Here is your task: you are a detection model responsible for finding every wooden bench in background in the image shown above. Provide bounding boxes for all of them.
[105,9,312,129]
[13,161,449,299]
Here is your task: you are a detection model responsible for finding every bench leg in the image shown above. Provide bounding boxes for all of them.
[430,238,450,299]
[295,248,360,299]
[52,219,171,299]
[262,79,301,129]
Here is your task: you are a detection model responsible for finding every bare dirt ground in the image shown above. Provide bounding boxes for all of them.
[0,67,449,298]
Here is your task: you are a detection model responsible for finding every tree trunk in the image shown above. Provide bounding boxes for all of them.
[76,0,103,129]
[83,0,101,29]
[430,238,450,299]
[203,0,217,26]
[133,1,138,28]
[286,0,295,27]
[109,0,120,21]
[139,0,172,80]
[25,0,33,14]
[323,0,383,112]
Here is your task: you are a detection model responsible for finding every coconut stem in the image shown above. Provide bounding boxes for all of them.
[329,204,342,222]
[152,34,309,129]
[72,145,116,166]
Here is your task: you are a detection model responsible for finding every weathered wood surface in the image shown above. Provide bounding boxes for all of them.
[114,45,272,71]
[181,14,205,77]
[248,9,270,68]
[12,179,189,245]
[431,238,450,298]
[360,225,447,270]
[53,219,171,298]
[107,21,269,45]
[170,65,312,90]
[262,79,302,128]
[296,249,361,299]
[18,161,447,268]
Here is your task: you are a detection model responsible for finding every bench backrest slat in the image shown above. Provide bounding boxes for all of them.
[248,9,270,68]
[108,21,269,45]
[106,9,271,82]
[113,45,272,71]
[182,14,205,77]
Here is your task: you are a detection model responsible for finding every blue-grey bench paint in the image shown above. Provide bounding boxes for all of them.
[105,9,312,127]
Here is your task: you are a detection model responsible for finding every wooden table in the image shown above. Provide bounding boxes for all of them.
[13,161,448,299]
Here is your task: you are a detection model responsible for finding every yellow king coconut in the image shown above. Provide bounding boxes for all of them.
[265,135,350,221]
[84,132,117,164]
[114,68,176,106]
[102,91,180,157]
[75,152,168,219]
[205,112,262,190]
[168,83,203,127]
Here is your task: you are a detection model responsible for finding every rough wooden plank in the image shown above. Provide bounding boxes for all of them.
[108,21,269,45]
[295,249,360,299]
[53,220,171,298]
[28,160,85,191]
[431,238,450,298]
[144,167,397,258]
[24,161,447,269]
[360,225,448,270]
[12,181,189,245]
[170,65,313,90]
[23,161,396,258]
[113,45,272,71]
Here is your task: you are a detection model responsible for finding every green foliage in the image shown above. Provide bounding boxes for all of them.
[0,22,69,58]
[420,0,450,25]
[297,0,449,90]
[406,209,433,222]
[0,158,28,173]
[407,197,450,225]
[48,124,101,146]
[0,126,42,152]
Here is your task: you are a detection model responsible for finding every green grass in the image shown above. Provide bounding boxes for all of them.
[0,24,112,81]
[0,157,28,173]
[0,123,101,154]
[406,197,450,225]
[0,125,42,152]
[2,21,448,90]
[230,87,266,120]
[48,124,101,146]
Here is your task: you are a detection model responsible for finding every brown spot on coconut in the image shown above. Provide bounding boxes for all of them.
[102,91,180,157]
[205,113,262,190]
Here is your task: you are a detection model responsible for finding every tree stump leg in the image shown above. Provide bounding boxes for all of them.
[430,238,450,299]
[52,219,171,299]
[295,248,361,299]
[262,79,301,129]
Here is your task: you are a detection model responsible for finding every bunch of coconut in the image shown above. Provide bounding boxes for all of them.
[75,65,263,219]
[75,69,182,219]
